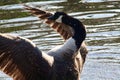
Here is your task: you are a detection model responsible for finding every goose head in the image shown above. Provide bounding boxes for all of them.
[48,12,86,49]
[48,12,67,23]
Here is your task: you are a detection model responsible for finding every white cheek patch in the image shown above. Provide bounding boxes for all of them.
[56,15,63,23]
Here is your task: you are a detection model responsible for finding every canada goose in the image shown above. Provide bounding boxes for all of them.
[0,5,88,80]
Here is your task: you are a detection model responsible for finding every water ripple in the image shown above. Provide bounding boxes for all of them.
[0,0,120,80]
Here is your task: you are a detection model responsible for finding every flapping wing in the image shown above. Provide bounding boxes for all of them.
[0,33,51,80]
[24,5,73,40]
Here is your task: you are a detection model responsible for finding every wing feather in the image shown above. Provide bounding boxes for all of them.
[25,5,73,40]
[0,33,52,80]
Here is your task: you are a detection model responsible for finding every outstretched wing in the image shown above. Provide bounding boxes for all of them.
[0,33,52,80]
[24,5,73,40]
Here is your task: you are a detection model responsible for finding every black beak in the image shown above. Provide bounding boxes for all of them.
[48,15,56,20]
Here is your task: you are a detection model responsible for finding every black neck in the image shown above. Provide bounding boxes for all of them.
[63,17,86,49]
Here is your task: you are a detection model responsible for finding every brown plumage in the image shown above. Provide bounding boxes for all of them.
[0,5,88,80]
[0,34,52,80]
[25,5,73,40]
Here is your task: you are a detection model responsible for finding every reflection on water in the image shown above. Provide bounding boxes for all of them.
[0,0,120,80]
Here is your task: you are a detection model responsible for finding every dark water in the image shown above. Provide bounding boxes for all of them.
[0,0,120,80]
